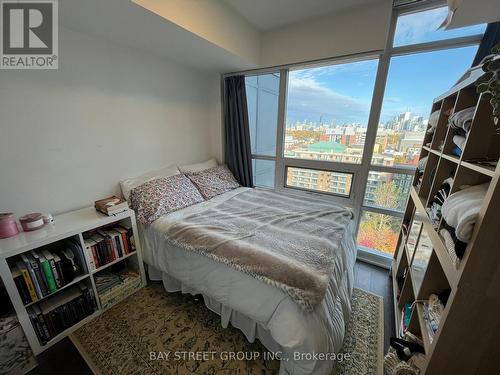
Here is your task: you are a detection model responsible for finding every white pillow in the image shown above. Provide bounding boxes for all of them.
[178,158,217,174]
[120,164,180,201]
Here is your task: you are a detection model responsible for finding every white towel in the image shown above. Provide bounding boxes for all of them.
[441,183,489,242]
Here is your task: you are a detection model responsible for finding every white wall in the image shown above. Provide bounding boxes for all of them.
[0,27,221,216]
[261,0,392,67]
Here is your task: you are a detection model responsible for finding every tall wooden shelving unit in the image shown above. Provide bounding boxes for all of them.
[392,66,500,374]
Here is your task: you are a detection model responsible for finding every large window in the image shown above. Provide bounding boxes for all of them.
[285,60,378,164]
[240,3,484,258]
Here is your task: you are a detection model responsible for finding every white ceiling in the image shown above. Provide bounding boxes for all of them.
[59,0,257,73]
[224,0,381,31]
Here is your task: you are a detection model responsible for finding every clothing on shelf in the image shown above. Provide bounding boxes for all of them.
[440,228,461,268]
[451,145,462,157]
[448,107,475,133]
[441,182,489,242]
[426,177,453,227]
[417,156,428,172]
[447,107,475,156]
[423,294,444,344]
[440,221,468,260]
[426,110,440,135]
[452,135,466,151]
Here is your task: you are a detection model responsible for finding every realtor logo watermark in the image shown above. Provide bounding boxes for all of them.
[1,0,58,69]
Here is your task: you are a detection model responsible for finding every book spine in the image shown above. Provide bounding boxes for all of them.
[19,267,38,303]
[31,259,49,297]
[120,232,129,254]
[25,259,44,299]
[41,260,57,293]
[27,308,46,344]
[85,245,96,271]
[114,236,123,258]
[14,275,31,305]
[55,260,66,287]
[91,246,99,268]
[49,258,62,289]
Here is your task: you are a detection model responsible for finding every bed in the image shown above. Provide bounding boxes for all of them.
[136,185,357,375]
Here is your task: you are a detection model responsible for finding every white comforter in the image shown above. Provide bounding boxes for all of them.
[139,188,357,375]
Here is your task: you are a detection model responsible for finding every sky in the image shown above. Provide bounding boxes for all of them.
[286,7,485,127]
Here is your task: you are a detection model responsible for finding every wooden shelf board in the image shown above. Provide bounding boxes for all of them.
[24,273,90,308]
[461,160,496,177]
[91,251,137,274]
[441,153,460,164]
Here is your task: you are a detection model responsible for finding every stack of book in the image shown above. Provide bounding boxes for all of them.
[95,270,141,310]
[27,284,96,344]
[94,196,129,216]
[10,240,84,305]
[83,224,135,271]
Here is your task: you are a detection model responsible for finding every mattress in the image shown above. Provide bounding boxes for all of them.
[139,187,357,375]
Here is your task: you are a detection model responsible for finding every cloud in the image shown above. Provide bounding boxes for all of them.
[386,97,401,103]
[394,7,446,45]
[290,59,377,81]
[287,75,371,124]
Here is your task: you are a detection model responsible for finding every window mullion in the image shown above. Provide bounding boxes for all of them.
[353,7,399,235]
[274,68,288,191]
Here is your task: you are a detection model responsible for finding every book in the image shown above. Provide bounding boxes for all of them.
[94,196,129,216]
[115,227,130,254]
[97,230,118,261]
[108,229,123,258]
[30,252,50,296]
[37,251,57,293]
[83,238,97,271]
[53,253,66,286]
[119,223,135,251]
[42,250,62,289]
[23,253,47,298]
[16,261,38,303]
[12,265,31,305]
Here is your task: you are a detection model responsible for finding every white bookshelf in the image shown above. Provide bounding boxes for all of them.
[0,207,146,355]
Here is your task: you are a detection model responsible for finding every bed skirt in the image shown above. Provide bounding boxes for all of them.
[149,265,282,353]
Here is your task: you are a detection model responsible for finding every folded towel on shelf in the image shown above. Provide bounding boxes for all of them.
[441,182,489,242]
[453,135,466,150]
[448,107,475,133]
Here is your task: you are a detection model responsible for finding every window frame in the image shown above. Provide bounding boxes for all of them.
[225,0,484,265]
[284,166,355,199]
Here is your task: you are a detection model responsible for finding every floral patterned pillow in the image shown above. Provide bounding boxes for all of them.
[187,165,240,200]
[129,174,204,224]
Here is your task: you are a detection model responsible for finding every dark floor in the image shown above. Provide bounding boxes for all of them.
[28,261,394,375]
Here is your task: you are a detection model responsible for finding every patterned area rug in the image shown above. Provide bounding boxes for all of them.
[71,283,383,375]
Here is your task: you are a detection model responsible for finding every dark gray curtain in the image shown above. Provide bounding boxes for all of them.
[224,75,254,187]
[473,22,500,66]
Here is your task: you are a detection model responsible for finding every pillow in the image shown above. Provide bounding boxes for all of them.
[187,165,240,200]
[178,158,217,174]
[120,165,180,201]
[129,175,204,224]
